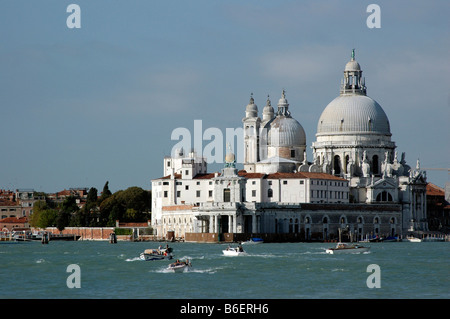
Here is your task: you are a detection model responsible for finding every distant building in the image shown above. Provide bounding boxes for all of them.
[426,183,450,232]
[0,216,29,232]
[0,198,21,219]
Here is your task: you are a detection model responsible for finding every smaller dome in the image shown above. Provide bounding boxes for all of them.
[262,96,274,119]
[225,152,235,163]
[268,117,306,147]
[345,60,361,71]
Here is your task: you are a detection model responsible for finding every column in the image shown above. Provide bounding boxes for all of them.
[215,215,219,234]
[209,215,214,233]
[252,214,257,234]
[229,215,234,234]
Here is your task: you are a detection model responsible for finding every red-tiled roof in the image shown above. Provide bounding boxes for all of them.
[156,170,346,181]
[0,199,20,207]
[238,170,266,178]
[193,173,219,179]
[266,171,348,181]
[0,216,28,223]
[427,183,445,196]
[159,173,182,179]
[57,189,72,196]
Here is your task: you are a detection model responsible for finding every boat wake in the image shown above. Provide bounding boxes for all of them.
[152,265,223,274]
[125,256,141,262]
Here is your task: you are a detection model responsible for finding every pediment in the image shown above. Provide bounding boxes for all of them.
[371,177,397,189]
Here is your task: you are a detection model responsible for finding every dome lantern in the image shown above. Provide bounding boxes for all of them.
[340,49,366,96]
[276,89,291,117]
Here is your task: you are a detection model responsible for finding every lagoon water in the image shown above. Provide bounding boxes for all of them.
[1,240,449,299]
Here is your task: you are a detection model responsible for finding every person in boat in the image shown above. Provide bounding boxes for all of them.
[238,244,243,252]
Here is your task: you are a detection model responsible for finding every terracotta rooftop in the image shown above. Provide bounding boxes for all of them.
[0,199,20,207]
[266,172,348,181]
[0,216,28,223]
[156,170,347,181]
[427,183,445,196]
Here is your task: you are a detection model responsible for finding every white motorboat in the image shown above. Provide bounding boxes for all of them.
[402,237,422,242]
[325,242,370,254]
[140,247,173,261]
[223,246,247,256]
[167,260,192,273]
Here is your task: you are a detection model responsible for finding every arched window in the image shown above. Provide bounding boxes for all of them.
[373,155,379,175]
[268,188,273,198]
[323,216,328,224]
[334,155,341,175]
[345,155,349,173]
[376,191,393,202]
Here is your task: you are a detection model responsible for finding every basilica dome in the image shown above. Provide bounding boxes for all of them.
[266,90,306,147]
[317,50,391,136]
[268,116,306,147]
[317,95,391,135]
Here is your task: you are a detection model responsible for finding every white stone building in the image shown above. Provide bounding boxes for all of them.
[151,50,423,241]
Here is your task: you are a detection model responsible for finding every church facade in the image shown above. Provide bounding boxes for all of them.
[151,51,426,242]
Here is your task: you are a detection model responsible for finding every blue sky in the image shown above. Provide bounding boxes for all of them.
[0,0,449,193]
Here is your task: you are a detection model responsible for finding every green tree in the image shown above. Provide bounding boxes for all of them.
[29,200,57,228]
[38,209,58,228]
[56,196,79,231]
[29,200,47,228]
[100,181,112,203]
[98,186,151,225]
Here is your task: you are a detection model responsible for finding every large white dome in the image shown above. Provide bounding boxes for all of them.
[317,95,391,135]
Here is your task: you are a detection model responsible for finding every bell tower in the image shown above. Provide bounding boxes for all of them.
[242,93,261,172]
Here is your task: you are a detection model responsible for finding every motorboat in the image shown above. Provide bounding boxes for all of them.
[223,245,247,256]
[167,260,192,273]
[140,247,173,261]
[402,237,422,242]
[242,237,264,244]
[325,242,370,254]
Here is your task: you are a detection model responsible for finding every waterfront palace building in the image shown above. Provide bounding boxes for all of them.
[151,51,428,242]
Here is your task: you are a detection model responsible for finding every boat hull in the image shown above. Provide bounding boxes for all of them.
[402,238,422,242]
[325,247,370,254]
[325,243,370,254]
[222,250,247,256]
[167,264,191,273]
[140,253,173,261]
